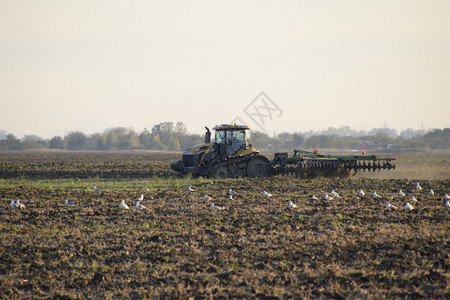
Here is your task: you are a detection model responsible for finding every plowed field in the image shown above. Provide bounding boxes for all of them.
[0,152,449,298]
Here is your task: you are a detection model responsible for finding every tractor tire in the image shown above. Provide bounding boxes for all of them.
[247,156,270,178]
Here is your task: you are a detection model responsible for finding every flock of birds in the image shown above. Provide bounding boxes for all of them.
[9,182,450,212]
[119,193,146,210]
[194,182,449,212]
[308,182,450,211]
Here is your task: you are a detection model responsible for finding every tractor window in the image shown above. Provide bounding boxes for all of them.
[215,130,225,144]
[227,129,247,154]
[228,130,246,145]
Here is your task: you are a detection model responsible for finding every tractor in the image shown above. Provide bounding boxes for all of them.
[170,124,270,178]
[170,124,395,178]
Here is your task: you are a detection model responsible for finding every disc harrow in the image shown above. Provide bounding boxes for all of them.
[271,149,395,178]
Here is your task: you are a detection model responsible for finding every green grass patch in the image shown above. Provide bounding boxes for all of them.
[0,176,215,191]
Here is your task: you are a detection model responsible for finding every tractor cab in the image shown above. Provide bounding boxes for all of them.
[212,124,250,157]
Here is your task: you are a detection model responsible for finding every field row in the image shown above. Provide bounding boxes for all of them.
[0,152,180,179]
[1,177,449,298]
[1,151,450,180]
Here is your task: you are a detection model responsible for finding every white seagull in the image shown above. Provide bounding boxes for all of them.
[445,200,450,208]
[411,196,418,202]
[120,200,130,210]
[210,202,225,210]
[429,189,434,195]
[359,189,365,196]
[372,191,380,199]
[228,188,236,195]
[385,203,398,209]
[415,182,422,190]
[398,189,405,196]
[65,199,75,207]
[405,202,414,210]
[11,200,25,209]
[330,189,337,197]
[204,194,212,201]
[444,194,450,200]
[324,194,333,200]
[146,187,150,192]
[93,185,101,191]
[188,186,194,192]
[136,201,146,209]
[138,194,144,201]
[263,191,272,198]
[288,200,298,209]
[311,194,318,200]
[229,194,233,200]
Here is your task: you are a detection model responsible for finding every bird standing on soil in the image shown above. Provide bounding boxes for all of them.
[120,200,130,210]
[146,187,150,192]
[138,194,144,201]
[429,189,434,195]
[405,203,414,210]
[229,194,233,200]
[288,200,298,209]
[411,196,418,202]
[204,194,212,201]
[311,195,318,200]
[398,189,405,196]
[415,182,422,190]
[263,191,272,198]
[188,186,194,192]
[385,203,398,209]
[93,185,101,191]
[136,201,146,209]
[210,202,225,210]
[444,194,450,200]
[445,200,450,208]
[359,189,365,196]
[324,194,333,200]
[228,188,236,195]
[65,199,75,207]
[372,191,380,199]
[330,190,341,198]
[11,200,26,209]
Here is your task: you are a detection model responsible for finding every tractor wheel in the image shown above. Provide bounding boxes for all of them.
[247,156,270,178]
[209,164,229,178]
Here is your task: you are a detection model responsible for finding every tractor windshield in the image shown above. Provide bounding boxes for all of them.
[227,129,247,154]
[214,127,248,155]
[227,129,246,146]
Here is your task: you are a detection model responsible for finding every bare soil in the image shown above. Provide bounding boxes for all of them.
[0,152,449,298]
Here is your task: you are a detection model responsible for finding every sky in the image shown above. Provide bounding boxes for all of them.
[1,0,449,138]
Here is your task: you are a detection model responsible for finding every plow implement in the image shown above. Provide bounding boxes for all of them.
[271,149,396,178]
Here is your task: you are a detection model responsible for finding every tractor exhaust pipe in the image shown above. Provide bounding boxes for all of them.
[205,127,211,143]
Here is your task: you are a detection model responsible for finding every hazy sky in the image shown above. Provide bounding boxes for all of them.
[1,0,449,138]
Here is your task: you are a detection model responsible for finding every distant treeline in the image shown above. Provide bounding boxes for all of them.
[0,122,449,152]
